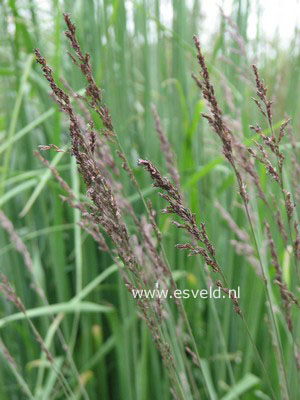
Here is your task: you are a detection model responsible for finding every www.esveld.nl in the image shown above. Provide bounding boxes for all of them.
[130,286,240,300]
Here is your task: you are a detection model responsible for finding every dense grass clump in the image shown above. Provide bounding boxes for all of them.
[1,1,300,399]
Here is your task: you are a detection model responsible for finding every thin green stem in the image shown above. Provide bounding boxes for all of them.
[243,201,290,399]
[214,261,277,400]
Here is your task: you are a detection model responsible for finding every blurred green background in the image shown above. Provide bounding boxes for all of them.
[1,0,300,399]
